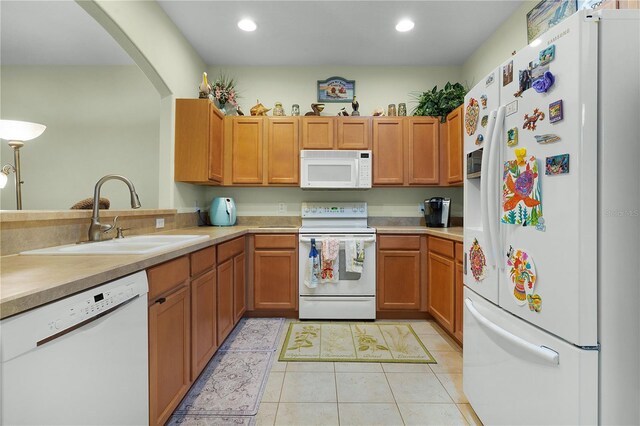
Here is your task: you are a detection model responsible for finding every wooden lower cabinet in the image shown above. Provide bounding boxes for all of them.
[427,248,456,333]
[234,252,246,322]
[377,235,426,312]
[148,285,191,426]
[217,258,235,343]
[454,258,464,342]
[254,249,298,310]
[190,269,217,381]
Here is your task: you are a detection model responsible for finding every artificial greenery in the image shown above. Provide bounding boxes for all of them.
[411,82,468,121]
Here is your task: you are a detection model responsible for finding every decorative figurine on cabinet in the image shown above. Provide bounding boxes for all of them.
[198,72,211,99]
[338,108,349,116]
[250,100,271,116]
[304,103,325,116]
[351,96,360,116]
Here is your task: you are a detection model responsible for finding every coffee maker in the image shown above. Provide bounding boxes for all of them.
[424,197,451,228]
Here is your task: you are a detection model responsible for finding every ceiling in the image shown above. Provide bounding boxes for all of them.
[1,1,524,67]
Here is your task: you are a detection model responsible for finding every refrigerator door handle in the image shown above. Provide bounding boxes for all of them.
[464,298,560,365]
[480,109,498,266]
[487,105,506,269]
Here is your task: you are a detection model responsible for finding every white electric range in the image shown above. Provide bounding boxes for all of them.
[298,202,376,319]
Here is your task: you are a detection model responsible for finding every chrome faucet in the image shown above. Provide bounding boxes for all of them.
[88,174,141,241]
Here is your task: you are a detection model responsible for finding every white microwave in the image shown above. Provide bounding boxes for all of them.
[300,150,372,189]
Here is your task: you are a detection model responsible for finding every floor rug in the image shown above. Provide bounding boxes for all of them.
[169,317,284,423]
[279,322,436,363]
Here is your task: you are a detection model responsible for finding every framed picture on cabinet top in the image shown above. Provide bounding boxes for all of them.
[526,0,578,43]
[317,76,355,103]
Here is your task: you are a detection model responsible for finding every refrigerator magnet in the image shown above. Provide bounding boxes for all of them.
[534,134,561,144]
[507,127,518,147]
[535,217,546,232]
[502,60,513,87]
[549,100,563,123]
[502,151,543,227]
[506,246,537,307]
[481,115,489,128]
[539,45,556,66]
[480,94,488,108]
[475,134,484,145]
[465,98,480,136]
[527,294,543,313]
[532,71,555,93]
[523,108,545,131]
[545,154,570,175]
[469,239,487,282]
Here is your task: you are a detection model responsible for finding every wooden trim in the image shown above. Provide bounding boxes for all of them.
[378,235,421,250]
[455,242,463,262]
[190,246,216,277]
[147,256,189,301]
[428,236,455,258]
[420,235,428,312]
[254,234,297,249]
[218,236,244,264]
[244,309,299,318]
[376,311,431,320]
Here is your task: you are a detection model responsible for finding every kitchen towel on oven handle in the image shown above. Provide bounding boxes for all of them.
[345,239,365,274]
[321,238,339,283]
[304,238,321,289]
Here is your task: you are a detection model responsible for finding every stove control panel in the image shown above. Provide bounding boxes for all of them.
[301,202,367,218]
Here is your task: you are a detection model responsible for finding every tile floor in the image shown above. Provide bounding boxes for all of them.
[255,319,483,426]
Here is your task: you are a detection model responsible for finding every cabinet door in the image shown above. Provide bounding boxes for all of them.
[149,286,190,426]
[373,118,405,185]
[254,249,298,310]
[232,118,263,184]
[337,117,370,149]
[208,104,224,183]
[427,251,455,332]
[233,252,246,323]
[301,117,335,149]
[407,117,439,185]
[268,118,299,184]
[446,105,463,184]
[190,269,217,381]
[454,260,464,343]
[217,259,235,343]
[377,250,421,310]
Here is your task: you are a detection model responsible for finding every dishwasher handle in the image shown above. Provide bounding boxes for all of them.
[37,294,140,347]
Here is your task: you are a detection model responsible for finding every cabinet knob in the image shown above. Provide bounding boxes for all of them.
[156,297,166,304]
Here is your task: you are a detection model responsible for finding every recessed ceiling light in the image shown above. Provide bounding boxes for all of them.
[395,19,415,32]
[238,19,257,32]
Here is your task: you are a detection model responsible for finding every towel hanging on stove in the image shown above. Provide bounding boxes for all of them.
[304,238,321,289]
[345,239,365,274]
[320,238,339,283]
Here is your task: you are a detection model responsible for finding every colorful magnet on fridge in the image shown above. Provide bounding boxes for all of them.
[475,134,484,145]
[532,71,555,93]
[535,217,546,232]
[549,100,563,123]
[481,115,489,128]
[502,150,543,227]
[485,73,495,87]
[480,94,488,108]
[545,154,570,175]
[507,127,518,147]
[527,294,542,313]
[523,108,545,131]
[539,45,556,65]
[506,246,537,307]
[534,134,561,144]
[465,98,480,136]
[503,60,513,87]
[469,238,487,282]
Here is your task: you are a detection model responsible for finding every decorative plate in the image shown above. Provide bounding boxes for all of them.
[469,239,487,281]
[465,98,480,136]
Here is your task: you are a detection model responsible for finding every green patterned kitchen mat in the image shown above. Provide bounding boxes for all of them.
[278,322,436,363]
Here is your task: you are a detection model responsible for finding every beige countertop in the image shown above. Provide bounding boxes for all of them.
[0,225,463,320]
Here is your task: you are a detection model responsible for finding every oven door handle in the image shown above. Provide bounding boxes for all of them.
[299,237,376,243]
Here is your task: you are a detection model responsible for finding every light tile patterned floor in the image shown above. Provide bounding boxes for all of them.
[256,319,483,426]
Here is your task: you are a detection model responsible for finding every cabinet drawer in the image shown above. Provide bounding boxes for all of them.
[455,242,463,262]
[147,256,189,301]
[254,234,297,249]
[190,245,216,277]
[428,237,454,258]
[218,237,244,264]
[378,235,421,250]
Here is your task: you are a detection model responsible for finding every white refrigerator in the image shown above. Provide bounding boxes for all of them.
[462,9,640,425]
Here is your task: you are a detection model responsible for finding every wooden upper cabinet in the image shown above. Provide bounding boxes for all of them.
[446,105,464,184]
[175,99,224,184]
[301,117,335,149]
[267,117,299,184]
[337,117,370,150]
[231,118,263,184]
[407,117,439,185]
[372,118,405,185]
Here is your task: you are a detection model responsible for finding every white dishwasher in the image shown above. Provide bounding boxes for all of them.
[1,270,149,426]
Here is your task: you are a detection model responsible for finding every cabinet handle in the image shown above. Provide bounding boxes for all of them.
[156,297,166,304]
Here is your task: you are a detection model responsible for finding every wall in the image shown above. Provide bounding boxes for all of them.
[208,65,462,117]
[461,1,538,87]
[0,66,160,210]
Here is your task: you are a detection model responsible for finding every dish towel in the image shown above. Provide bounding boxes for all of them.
[304,238,321,289]
[321,238,339,283]
[345,239,365,274]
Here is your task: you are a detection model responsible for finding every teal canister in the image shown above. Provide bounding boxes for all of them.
[209,197,237,226]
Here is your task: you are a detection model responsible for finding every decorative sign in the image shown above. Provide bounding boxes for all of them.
[526,0,578,44]
[506,246,537,307]
[535,134,560,144]
[545,153,570,175]
[485,73,495,87]
[469,239,487,282]
[317,76,355,103]
[549,100,563,123]
[502,148,543,227]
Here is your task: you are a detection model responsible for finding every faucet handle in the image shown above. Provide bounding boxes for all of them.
[101,215,119,234]
[115,226,132,239]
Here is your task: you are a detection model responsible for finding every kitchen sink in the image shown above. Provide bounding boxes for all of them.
[21,234,209,255]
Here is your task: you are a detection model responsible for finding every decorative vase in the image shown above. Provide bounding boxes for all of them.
[216,99,227,115]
